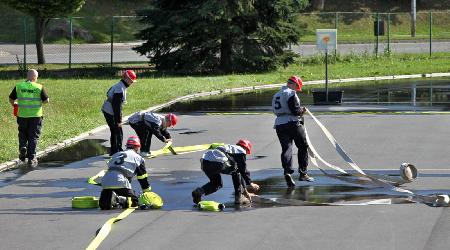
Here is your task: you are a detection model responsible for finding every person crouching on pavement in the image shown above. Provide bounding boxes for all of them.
[128,111,178,157]
[192,140,260,205]
[99,135,151,210]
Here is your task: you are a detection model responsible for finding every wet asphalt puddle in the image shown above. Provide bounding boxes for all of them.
[251,173,409,207]
[148,169,450,212]
[0,139,108,188]
[161,78,450,113]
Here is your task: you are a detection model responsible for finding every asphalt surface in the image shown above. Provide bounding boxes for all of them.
[1,112,449,250]
[1,41,450,64]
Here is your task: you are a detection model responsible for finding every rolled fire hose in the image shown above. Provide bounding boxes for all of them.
[72,196,99,209]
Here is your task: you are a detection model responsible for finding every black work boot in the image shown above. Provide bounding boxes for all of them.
[19,147,27,162]
[284,174,296,187]
[192,187,204,204]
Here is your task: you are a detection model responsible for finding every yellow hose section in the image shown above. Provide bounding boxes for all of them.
[86,208,136,250]
[148,143,218,158]
[87,170,106,185]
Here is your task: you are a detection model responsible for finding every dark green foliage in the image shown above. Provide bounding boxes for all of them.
[134,0,308,73]
[2,0,85,17]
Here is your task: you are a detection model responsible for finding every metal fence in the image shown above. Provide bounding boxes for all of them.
[0,11,449,69]
[297,11,450,56]
[0,16,147,68]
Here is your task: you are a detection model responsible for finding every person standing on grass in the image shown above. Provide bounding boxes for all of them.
[101,70,137,156]
[8,69,49,167]
[127,111,178,157]
[272,75,314,187]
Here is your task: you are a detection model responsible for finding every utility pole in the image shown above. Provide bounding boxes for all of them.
[411,0,416,37]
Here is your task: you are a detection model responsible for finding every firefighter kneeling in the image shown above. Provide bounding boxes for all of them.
[99,136,151,210]
[192,140,260,205]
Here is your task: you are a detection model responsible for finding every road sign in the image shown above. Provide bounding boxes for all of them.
[316,29,337,52]
[316,29,337,103]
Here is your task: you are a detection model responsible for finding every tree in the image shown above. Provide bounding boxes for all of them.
[134,0,309,73]
[311,0,325,11]
[3,0,86,64]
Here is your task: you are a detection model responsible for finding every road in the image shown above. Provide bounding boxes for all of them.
[0,112,449,249]
[1,41,449,64]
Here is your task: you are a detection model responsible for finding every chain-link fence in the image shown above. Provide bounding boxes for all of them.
[297,11,450,57]
[0,12,449,69]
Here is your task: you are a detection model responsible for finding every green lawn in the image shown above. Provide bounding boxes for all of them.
[1,52,450,163]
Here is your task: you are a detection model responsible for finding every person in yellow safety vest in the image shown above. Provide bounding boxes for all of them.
[99,136,151,210]
[101,70,137,156]
[8,69,49,167]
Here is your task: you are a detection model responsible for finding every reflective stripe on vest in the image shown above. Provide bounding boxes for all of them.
[16,81,43,117]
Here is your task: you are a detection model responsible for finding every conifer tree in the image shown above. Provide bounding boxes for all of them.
[135,0,308,73]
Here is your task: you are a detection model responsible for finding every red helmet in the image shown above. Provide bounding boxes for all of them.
[166,113,178,127]
[126,135,141,148]
[123,70,137,82]
[288,75,302,91]
[236,139,252,154]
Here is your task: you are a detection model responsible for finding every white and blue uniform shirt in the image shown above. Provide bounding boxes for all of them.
[272,85,301,127]
[101,149,148,190]
[101,80,127,115]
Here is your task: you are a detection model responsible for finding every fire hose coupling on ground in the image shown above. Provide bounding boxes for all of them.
[400,163,418,182]
[304,108,448,207]
[197,200,225,212]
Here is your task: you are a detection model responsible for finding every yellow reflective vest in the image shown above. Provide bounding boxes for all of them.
[16,81,43,117]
